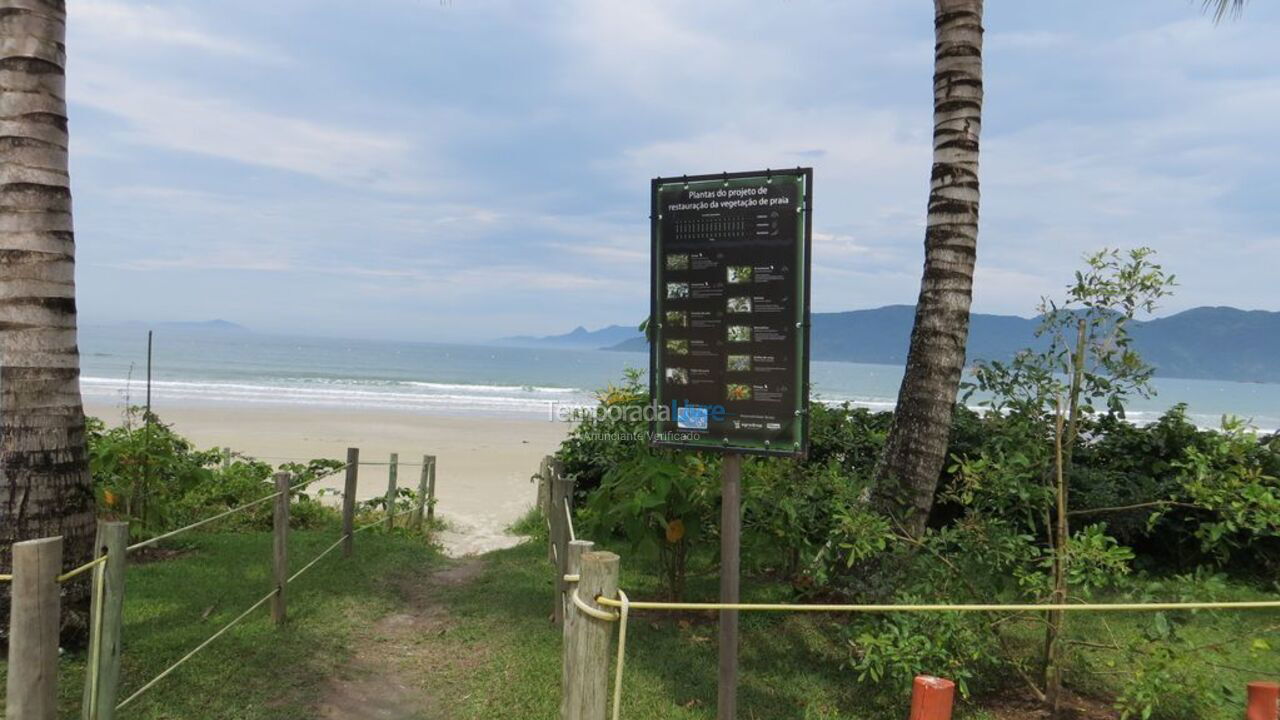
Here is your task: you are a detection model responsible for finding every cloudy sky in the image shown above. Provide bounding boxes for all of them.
[67,0,1279,341]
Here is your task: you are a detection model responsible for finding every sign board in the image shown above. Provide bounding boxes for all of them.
[649,168,812,457]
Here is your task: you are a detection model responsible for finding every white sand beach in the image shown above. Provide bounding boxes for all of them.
[85,402,571,556]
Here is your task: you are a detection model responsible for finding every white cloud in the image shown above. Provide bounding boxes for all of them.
[70,66,421,189]
[70,0,280,61]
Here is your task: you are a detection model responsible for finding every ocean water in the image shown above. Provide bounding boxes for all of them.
[77,326,1280,432]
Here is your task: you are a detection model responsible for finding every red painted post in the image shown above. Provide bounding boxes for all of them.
[909,676,955,720]
[1247,682,1279,720]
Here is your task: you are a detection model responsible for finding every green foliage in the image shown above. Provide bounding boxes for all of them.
[583,453,718,600]
[87,407,342,541]
[554,367,650,499]
[847,607,1001,700]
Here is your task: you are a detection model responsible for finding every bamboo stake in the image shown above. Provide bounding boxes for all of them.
[342,448,359,557]
[385,453,398,531]
[272,472,289,625]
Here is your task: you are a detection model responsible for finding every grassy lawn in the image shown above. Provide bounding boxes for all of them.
[1,526,441,720]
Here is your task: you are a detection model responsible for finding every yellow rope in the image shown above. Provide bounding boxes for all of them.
[125,463,350,553]
[583,591,1280,720]
[287,535,348,584]
[127,492,282,552]
[116,588,279,711]
[593,597,1280,613]
[86,553,108,719]
[0,574,12,582]
[58,554,108,583]
[610,589,629,720]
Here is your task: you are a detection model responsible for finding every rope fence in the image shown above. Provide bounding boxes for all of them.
[3,448,441,720]
[531,452,1280,720]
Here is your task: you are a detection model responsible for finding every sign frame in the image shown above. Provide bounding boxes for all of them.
[648,167,813,459]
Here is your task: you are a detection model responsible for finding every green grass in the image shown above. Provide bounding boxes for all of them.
[418,540,998,720]
[418,540,1279,720]
[4,529,1274,719]
[0,526,441,720]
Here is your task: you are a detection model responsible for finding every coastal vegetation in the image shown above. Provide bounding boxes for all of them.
[553,250,1280,718]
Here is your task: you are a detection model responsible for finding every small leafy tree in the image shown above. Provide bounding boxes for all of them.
[965,247,1175,713]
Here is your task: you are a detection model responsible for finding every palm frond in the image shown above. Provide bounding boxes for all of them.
[1203,0,1247,23]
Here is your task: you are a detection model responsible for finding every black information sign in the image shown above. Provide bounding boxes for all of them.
[650,168,812,457]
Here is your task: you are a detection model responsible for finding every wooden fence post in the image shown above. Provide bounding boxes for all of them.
[385,452,399,531]
[908,676,955,720]
[1247,682,1280,720]
[342,447,359,557]
[563,550,619,720]
[426,455,437,526]
[551,465,572,627]
[272,472,290,626]
[561,539,595,718]
[537,455,551,515]
[542,456,555,564]
[6,536,62,720]
[413,454,430,531]
[82,522,129,720]
[222,447,232,472]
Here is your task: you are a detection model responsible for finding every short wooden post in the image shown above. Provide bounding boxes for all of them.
[385,452,399,531]
[413,454,430,531]
[82,521,129,720]
[6,536,62,720]
[1247,682,1280,720]
[426,455,437,525]
[272,472,290,626]
[551,466,571,627]
[563,550,619,720]
[342,447,359,557]
[222,447,232,472]
[908,676,956,720]
[542,456,555,564]
[561,539,595,718]
[537,455,551,515]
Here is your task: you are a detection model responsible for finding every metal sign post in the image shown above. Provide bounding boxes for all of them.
[648,168,813,719]
[717,452,742,720]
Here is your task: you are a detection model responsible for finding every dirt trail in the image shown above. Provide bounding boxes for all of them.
[315,558,485,719]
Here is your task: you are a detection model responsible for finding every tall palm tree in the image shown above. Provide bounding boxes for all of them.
[871,0,984,538]
[0,0,96,641]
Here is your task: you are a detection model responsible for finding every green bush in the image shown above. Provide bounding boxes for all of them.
[87,408,343,541]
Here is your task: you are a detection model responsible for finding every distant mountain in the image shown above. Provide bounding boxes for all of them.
[498,324,643,349]
[104,319,251,333]
[603,305,1280,384]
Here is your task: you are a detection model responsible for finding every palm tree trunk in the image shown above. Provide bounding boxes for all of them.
[0,0,96,645]
[872,0,983,538]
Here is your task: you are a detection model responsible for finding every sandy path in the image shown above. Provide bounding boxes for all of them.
[86,402,569,556]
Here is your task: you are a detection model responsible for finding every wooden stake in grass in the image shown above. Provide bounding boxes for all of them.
[551,463,574,627]
[272,472,290,626]
[82,522,129,720]
[6,536,62,720]
[426,455,437,526]
[563,550,619,720]
[342,447,359,557]
[385,453,399,531]
[413,454,429,531]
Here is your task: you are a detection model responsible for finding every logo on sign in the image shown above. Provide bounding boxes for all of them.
[677,406,709,430]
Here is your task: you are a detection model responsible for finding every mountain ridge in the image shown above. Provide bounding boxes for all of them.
[598,305,1280,384]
